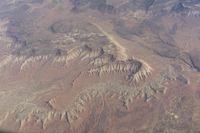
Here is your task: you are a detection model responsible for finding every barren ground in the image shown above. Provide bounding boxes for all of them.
[0,0,200,133]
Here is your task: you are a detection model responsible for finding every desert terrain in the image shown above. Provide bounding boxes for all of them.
[0,0,200,133]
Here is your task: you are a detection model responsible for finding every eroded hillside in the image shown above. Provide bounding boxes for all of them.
[0,0,200,133]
